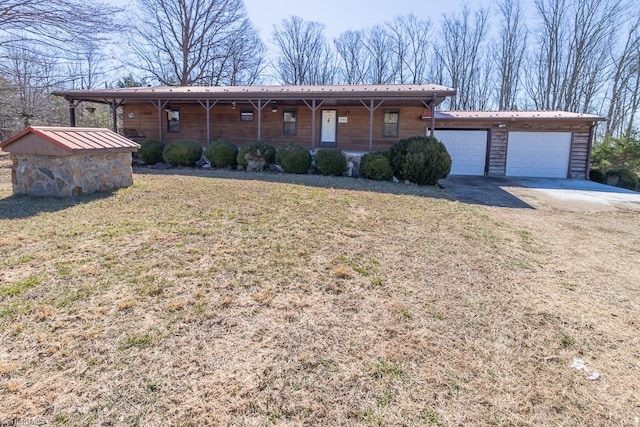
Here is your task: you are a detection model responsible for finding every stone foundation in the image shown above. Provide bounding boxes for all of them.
[10,152,133,197]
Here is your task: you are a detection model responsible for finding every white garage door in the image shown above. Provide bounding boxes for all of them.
[433,130,487,175]
[506,132,571,178]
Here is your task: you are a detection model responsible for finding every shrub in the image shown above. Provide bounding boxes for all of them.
[589,168,604,183]
[360,152,393,181]
[316,148,347,176]
[604,168,639,190]
[205,139,238,168]
[276,144,311,174]
[137,139,165,165]
[389,135,452,185]
[236,142,276,171]
[162,140,203,167]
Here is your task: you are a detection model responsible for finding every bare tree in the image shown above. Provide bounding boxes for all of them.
[334,30,369,84]
[129,0,264,86]
[0,44,66,132]
[526,0,626,112]
[604,18,640,137]
[0,0,120,48]
[364,24,397,84]
[272,15,335,85]
[495,0,527,109]
[435,5,491,109]
[385,14,432,84]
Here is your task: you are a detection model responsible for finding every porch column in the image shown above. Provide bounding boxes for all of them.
[248,99,271,141]
[303,99,325,151]
[360,99,385,153]
[422,96,437,137]
[111,99,123,133]
[150,99,169,143]
[198,99,218,143]
[69,103,76,127]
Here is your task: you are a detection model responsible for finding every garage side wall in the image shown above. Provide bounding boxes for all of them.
[488,130,508,176]
[10,152,133,197]
[569,132,591,179]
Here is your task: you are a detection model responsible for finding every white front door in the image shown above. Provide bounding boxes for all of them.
[321,110,337,146]
[506,132,571,178]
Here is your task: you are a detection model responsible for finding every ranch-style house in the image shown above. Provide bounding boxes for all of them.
[53,84,605,179]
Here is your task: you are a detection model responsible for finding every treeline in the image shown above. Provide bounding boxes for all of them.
[0,0,638,140]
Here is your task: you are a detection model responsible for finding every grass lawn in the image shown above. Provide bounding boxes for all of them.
[1,157,639,425]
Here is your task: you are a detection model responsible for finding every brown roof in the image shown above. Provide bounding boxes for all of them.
[435,110,605,121]
[52,84,457,104]
[0,126,140,153]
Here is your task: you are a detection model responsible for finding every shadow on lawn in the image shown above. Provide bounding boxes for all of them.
[134,166,534,209]
[0,191,115,220]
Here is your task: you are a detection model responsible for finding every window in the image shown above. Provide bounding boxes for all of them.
[383,111,399,137]
[283,110,297,136]
[167,109,180,132]
[240,110,254,121]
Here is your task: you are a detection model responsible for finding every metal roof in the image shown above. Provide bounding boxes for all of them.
[0,126,140,153]
[435,110,605,121]
[52,84,457,103]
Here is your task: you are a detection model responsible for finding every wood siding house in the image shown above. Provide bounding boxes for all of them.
[52,84,605,179]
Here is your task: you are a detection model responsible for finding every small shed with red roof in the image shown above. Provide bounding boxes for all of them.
[0,126,139,196]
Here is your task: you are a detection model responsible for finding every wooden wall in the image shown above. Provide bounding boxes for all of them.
[122,103,432,151]
[122,102,596,178]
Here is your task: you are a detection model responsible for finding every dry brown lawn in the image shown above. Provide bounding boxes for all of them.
[1,155,639,426]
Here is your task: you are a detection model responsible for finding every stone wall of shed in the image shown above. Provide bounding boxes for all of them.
[10,152,133,196]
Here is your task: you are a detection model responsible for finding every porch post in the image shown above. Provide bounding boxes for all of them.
[111,100,118,133]
[150,99,168,143]
[257,99,262,141]
[198,99,218,143]
[69,102,76,127]
[303,99,325,151]
[360,99,385,153]
[248,99,271,141]
[311,100,316,150]
[430,95,436,137]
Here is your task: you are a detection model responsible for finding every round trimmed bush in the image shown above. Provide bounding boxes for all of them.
[205,139,238,168]
[276,144,311,174]
[162,140,203,167]
[604,168,639,190]
[360,152,392,181]
[237,142,276,171]
[589,168,604,183]
[138,139,165,165]
[389,135,452,185]
[316,148,347,176]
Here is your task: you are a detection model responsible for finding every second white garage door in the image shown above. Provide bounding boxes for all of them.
[506,132,571,178]
[434,130,487,175]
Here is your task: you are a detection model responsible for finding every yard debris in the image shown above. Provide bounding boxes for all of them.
[571,357,602,381]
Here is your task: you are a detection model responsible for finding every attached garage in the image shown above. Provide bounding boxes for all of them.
[434,130,487,176]
[431,111,604,179]
[506,132,572,178]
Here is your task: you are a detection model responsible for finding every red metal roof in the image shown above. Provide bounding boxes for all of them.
[0,126,140,153]
[52,84,457,103]
[435,110,605,121]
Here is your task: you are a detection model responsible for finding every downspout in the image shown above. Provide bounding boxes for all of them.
[311,99,316,151]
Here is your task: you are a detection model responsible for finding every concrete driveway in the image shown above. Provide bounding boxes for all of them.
[440,175,640,211]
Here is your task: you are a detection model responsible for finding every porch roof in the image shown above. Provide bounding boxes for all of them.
[434,110,606,122]
[52,84,457,107]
